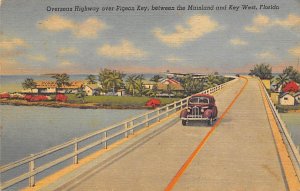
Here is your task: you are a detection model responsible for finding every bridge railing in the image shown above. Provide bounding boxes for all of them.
[0,77,238,190]
[260,79,300,180]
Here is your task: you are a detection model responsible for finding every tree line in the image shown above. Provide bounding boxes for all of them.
[21,69,231,98]
[249,63,300,91]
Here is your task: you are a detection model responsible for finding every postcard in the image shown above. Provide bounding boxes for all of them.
[1,0,299,190]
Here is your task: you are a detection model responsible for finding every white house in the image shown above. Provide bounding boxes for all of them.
[142,80,156,89]
[279,93,295,106]
[294,92,300,104]
[84,84,99,96]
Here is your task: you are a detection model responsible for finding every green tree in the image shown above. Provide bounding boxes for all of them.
[249,63,272,79]
[283,66,299,83]
[204,75,219,89]
[135,75,146,96]
[274,74,289,92]
[86,74,97,84]
[98,69,125,94]
[22,78,37,92]
[76,87,87,103]
[125,75,137,96]
[51,73,70,93]
[150,75,163,82]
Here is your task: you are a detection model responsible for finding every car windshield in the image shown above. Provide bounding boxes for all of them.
[189,97,209,104]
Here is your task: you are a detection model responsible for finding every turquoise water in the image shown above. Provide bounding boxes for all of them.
[280,113,300,146]
[1,105,147,165]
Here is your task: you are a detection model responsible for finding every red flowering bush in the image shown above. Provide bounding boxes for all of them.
[146,98,161,108]
[56,94,68,102]
[283,81,299,93]
[29,95,48,102]
[24,94,33,101]
[0,92,10,99]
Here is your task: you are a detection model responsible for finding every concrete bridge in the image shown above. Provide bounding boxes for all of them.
[1,77,300,191]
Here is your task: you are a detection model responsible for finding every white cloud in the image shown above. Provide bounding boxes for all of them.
[60,60,75,67]
[245,14,271,33]
[38,15,106,38]
[97,40,147,58]
[27,54,47,62]
[165,55,184,63]
[289,45,300,57]
[153,15,219,47]
[0,36,27,50]
[256,51,276,59]
[245,14,300,33]
[229,38,248,46]
[59,47,78,55]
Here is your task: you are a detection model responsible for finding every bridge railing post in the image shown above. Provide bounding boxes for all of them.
[130,121,134,135]
[29,154,35,187]
[125,122,128,138]
[145,114,149,127]
[73,138,78,164]
[104,131,108,149]
[166,106,169,116]
[157,110,160,122]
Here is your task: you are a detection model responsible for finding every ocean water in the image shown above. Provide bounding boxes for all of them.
[280,113,300,146]
[1,105,147,165]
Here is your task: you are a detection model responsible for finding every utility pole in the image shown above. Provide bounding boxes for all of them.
[297,56,299,72]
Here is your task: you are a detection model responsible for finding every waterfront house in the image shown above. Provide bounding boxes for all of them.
[33,81,85,94]
[142,80,156,89]
[157,77,184,97]
[84,84,100,96]
[279,92,295,106]
[294,92,300,104]
[117,89,126,96]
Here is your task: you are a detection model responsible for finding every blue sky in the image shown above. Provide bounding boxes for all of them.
[0,0,299,74]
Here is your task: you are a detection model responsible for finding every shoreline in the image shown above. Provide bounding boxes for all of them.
[0,99,154,110]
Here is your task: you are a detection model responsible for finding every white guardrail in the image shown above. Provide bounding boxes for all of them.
[260,79,300,180]
[0,77,238,190]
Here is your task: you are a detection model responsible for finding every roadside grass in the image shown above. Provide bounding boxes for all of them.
[276,104,300,113]
[66,94,180,106]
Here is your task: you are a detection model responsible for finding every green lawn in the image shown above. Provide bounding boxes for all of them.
[276,104,300,112]
[66,94,180,106]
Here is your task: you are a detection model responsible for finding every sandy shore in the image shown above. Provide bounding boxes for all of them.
[0,99,153,110]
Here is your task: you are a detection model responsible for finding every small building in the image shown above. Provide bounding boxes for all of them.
[117,89,126,96]
[262,79,271,90]
[270,92,279,105]
[294,92,300,104]
[156,77,184,97]
[279,93,295,106]
[142,80,156,89]
[84,84,99,96]
[33,81,85,94]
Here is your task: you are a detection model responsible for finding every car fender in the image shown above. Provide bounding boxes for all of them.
[203,109,213,118]
[180,109,188,118]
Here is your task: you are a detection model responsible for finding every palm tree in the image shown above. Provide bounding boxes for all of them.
[104,70,123,94]
[135,75,145,96]
[76,87,87,103]
[126,75,137,96]
[51,73,70,94]
[204,75,218,89]
[274,74,289,92]
[22,78,37,92]
[86,74,97,84]
[181,74,194,95]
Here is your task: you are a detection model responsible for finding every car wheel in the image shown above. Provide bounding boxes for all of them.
[182,120,187,126]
